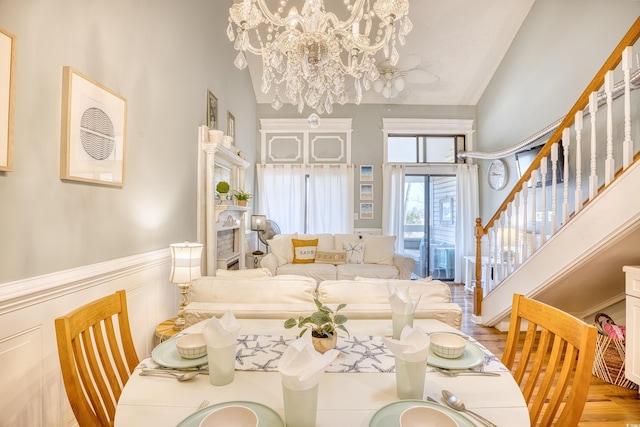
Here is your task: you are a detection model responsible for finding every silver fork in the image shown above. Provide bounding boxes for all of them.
[435,367,500,377]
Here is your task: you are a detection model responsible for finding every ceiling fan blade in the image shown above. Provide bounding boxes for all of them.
[395,54,422,71]
[406,69,439,85]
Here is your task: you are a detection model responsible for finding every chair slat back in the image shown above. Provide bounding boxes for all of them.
[55,290,139,427]
[501,294,598,427]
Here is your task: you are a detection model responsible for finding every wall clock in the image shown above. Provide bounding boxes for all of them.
[488,159,508,190]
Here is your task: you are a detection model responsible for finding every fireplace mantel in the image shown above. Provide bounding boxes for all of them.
[196,126,250,275]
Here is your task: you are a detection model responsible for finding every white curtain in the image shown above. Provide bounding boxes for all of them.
[382,164,405,252]
[308,164,354,234]
[256,164,305,234]
[454,163,479,283]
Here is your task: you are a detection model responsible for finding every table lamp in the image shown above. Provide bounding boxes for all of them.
[250,215,266,255]
[169,241,203,330]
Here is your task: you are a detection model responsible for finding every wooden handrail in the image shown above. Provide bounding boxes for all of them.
[473,17,640,316]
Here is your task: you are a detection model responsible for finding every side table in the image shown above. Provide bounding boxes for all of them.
[155,318,179,345]
[246,253,265,269]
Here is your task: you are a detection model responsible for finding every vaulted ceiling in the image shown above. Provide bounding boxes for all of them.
[241,0,536,107]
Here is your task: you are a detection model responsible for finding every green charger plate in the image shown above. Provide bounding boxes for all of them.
[369,399,475,427]
[177,401,283,427]
[427,340,485,370]
[151,337,208,369]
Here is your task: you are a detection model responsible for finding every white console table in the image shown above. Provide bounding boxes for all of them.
[463,256,490,296]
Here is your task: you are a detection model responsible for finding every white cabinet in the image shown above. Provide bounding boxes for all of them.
[623,265,640,385]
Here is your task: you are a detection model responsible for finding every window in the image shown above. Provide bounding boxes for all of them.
[387,135,461,163]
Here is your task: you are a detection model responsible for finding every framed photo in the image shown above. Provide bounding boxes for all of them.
[360,165,373,181]
[0,28,16,172]
[360,183,373,200]
[227,111,236,144]
[207,90,218,129]
[360,202,374,220]
[440,197,453,225]
[60,66,127,186]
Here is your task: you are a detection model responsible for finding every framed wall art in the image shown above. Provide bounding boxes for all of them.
[360,202,374,220]
[440,197,453,225]
[207,89,218,129]
[60,66,127,186]
[0,28,16,172]
[227,111,236,144]
[360,165,373,181]
[360,183,373,200]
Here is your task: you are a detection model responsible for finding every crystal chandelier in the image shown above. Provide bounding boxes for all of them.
[227,0,412,115]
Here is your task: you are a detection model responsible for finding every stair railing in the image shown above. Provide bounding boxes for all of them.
[473,18,640,316]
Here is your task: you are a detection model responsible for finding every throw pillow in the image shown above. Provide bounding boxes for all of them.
[268,233,297,266]
[362,235,396,265]
[343,242,365,264]
[292,238,318,264]
[315,250,347,265]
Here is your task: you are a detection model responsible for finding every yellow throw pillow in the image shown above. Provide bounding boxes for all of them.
[292,239,318,264]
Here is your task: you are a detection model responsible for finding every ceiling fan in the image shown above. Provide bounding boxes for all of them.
[373,54,438,99]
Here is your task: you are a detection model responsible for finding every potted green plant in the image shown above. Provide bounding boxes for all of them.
[233,189,252,206]
[216,181,230,201]
[284,298,349,353]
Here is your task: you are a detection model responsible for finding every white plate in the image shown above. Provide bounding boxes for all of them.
[427,340,484,370]
[151,337,208,369]
[369,400,474,427]
[177,401,283,427]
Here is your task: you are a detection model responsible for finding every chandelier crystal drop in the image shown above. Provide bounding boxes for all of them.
[227,0,412,114]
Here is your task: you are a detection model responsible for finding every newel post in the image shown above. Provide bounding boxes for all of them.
[474,217,484,317]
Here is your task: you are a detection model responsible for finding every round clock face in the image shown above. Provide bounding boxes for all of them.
[488,159,507,190]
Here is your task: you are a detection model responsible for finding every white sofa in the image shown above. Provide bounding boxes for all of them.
[260,233,415,283]
[183,270,462,329]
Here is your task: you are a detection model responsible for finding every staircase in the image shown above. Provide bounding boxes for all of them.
[474,18,640,326]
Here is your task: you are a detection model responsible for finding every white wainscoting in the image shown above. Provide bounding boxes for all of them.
[0,249,174,426]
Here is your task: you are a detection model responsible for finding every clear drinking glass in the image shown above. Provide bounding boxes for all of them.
[392,312,415,339]
[282,382,319,427]
[394,357,427,399]
[207,344,236,386]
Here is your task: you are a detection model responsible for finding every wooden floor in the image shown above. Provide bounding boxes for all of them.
[448,283,640,426]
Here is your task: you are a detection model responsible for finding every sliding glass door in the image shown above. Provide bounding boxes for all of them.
[404,174,457,280]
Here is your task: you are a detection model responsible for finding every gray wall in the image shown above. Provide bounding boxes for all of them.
[476,0,640,222]
[0,0,257,284]
[257,103,475,229]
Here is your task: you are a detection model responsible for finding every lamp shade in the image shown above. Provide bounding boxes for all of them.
[251,215,267,232]
[169,242,203,284]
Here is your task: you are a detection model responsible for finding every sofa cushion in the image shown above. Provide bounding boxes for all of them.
[336,263,398,280]
[292,238,318,264]
[315,250,346,265]
[298,234,334,250]
[362,235,396,265]
[276,263,337,284]
[344,242,365,264]
[268,233,297,266]
[318,279,452,304]
[189,275,316,304]
[333,234,361,251]
[215,268,272,278]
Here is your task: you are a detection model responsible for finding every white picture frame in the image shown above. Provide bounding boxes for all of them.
[0,28,16,172]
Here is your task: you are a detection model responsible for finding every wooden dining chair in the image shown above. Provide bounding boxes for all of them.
[501,293,598,427]
[55,290,139,427]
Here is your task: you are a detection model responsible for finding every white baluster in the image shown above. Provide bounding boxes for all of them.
[623,46,633,168]
[604,70,615,184]
[530,169,538,251]
[506,203,513,274]
[521,183,529,261]
[513,194,520,268]
[539,157,547,245]
[588,91,598,200]
[574,111,584,211]
[498,213,505,283]
[562,128,571,225]
[491,225,498,290]
[550,144,558,235]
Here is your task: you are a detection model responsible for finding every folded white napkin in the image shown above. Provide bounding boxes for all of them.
[201,310,241,348]
[383,325,430,362]
[278,338,339,391]
[388,284,421,315]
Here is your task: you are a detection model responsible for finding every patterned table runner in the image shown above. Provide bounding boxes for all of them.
[142,334,507,374]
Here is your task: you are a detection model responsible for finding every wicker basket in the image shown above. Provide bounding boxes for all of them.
[591,313,639,390]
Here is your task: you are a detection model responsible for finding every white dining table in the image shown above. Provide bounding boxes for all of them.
[115,318,530,427]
